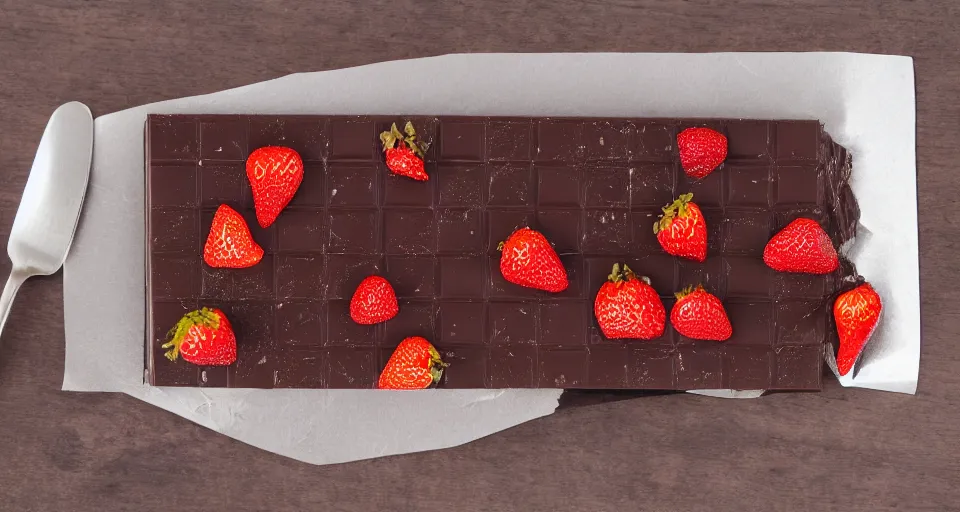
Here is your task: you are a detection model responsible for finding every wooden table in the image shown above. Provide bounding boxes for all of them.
[1,1,957,510]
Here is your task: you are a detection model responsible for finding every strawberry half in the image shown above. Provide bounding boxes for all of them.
[834,283,883,376]
[161,307,237,366]
[594,263,666,340]
[763,218,839,274]
[654,193,708,262]
[246,146,304,228]
[677,127,727,179]
[499,227,568,293]
[381,121,429,181]
[670,285,732,341]
[350,275,399,325]
[378,336,448,389]
[203,204,264,268]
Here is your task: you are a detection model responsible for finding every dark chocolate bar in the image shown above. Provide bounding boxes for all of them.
[145,115,857,390]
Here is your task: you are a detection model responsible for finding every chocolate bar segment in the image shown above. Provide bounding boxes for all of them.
[145,115,856,390]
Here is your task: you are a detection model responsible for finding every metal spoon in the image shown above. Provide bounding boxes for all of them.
[0,102,94,338]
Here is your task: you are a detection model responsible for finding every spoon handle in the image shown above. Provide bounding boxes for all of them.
[0,268,29,339]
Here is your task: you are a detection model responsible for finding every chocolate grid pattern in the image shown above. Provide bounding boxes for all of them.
[146,115,836,390]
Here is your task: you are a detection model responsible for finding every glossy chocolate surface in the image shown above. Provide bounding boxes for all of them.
[145,115,856,390]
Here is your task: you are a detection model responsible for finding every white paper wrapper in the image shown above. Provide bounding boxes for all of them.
[62,52,918,465]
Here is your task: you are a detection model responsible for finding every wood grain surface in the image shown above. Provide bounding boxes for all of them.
[1,1,958,510]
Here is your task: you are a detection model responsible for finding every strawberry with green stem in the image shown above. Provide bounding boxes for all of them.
[378,336,448,389]
[161,307,237,366]
[670,285,732,341]
[381,121,429,181]
[594,263,666,340]
[654,193,708,262]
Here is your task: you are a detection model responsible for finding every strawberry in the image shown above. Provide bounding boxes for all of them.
[380,121,429,181]
[763,218,839,274]
[350,275,399,325]
[203,204,264,268]
[654,193,707,262]
[834,283,883,376]
[670,285,732,341]
[378,336,448,389]
[161,307,237,366]
[246,145,304,227]
[594,263,666,340]
[677,127,727,179]
[499,227,568,293]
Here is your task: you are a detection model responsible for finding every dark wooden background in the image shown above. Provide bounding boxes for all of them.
[1,1,958,510]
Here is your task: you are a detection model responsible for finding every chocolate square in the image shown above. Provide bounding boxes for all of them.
[586,344,629,388]
[327,210,377,253]
[200,117,247,161]
[439,345,488,388]
[276,301,324,348]
[584,167,630,207]
[632,122,674,160]
[277,209,326,252]
[776,121,820,160]
[726,120,772,161]
[151,164,197,207]
[537,166,581,206]
[630,163,675,207]
[276,255,325,299]
[539,348,588,388]
[328,119,376,160]
[384,209,435,255]
[583,121,630,161]
[199,163,244,208]
[440,121,484,161]
[385,256,437,299]
[327,163,378,207]
[437,208,482,254]
[487,163,534,206]
[487,301,538,345]
[149,116,198,161]
[539,301,585,346]
[438,302,485,344]
[438,164,485,207]
[487,121,532,161]
[536,121,581,162]
[439,257,484,298]
[582,209,631,254]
